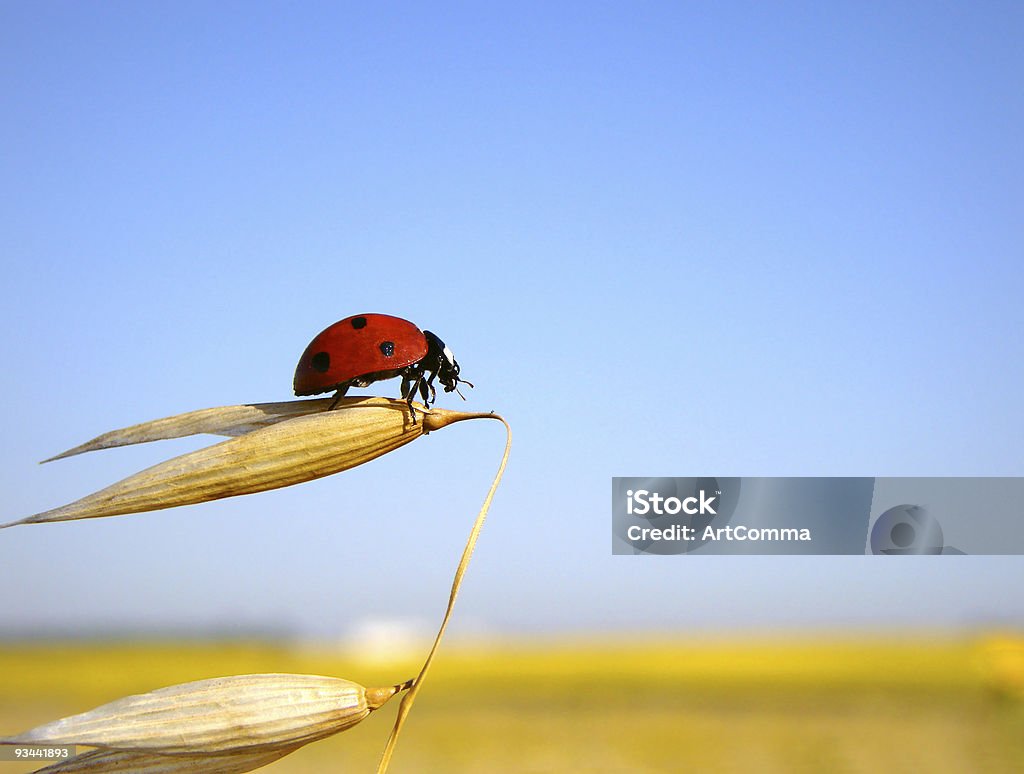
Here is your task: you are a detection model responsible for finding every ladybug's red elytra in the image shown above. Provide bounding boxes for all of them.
[293,314,471,419]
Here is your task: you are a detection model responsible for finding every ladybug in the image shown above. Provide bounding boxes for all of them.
[293,313,471,419]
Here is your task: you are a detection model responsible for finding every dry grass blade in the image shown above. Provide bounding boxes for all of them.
[42,399,338,462]
[2,673,409,755]
[4,399,495,529]
[33,745,301,773]
[377,414,512,773]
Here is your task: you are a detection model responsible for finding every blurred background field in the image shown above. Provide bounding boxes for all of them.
[1,633,1022,773]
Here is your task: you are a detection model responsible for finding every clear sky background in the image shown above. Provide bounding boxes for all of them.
[1,2,1022,641]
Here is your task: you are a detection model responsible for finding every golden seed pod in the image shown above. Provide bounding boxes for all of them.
[1,673,409,755]
[3,398,498,528]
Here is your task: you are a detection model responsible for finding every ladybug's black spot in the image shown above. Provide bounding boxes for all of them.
[311,352,331,373]
[351,316,367,329]
[379,341,395,357]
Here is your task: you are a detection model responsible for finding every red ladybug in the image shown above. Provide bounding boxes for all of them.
[293,313,471,418]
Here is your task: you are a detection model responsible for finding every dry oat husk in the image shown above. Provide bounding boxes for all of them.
[3,398,497,528]
[2,673,409,757]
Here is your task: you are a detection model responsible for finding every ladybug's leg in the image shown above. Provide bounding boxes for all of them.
[399,366,423,425]
[420,371,438,406]
[416,375,439,407]
[404,387,422,425]
[400,374,415,400]
[327,384,350,411]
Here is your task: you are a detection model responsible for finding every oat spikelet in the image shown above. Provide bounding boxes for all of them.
[3,399,495,528]
[1,673,409,755]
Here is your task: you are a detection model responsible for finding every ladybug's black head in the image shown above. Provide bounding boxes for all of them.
[423,330,472,396]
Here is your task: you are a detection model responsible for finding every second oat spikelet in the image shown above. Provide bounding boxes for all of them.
[2,673,412,773]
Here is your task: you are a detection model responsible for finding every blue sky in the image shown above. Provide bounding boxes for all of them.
[1,2,1022,639]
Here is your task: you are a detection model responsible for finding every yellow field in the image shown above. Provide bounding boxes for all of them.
[1,634,1022,773]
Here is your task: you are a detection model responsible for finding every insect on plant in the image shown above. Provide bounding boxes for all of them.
[1,313,510,774]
